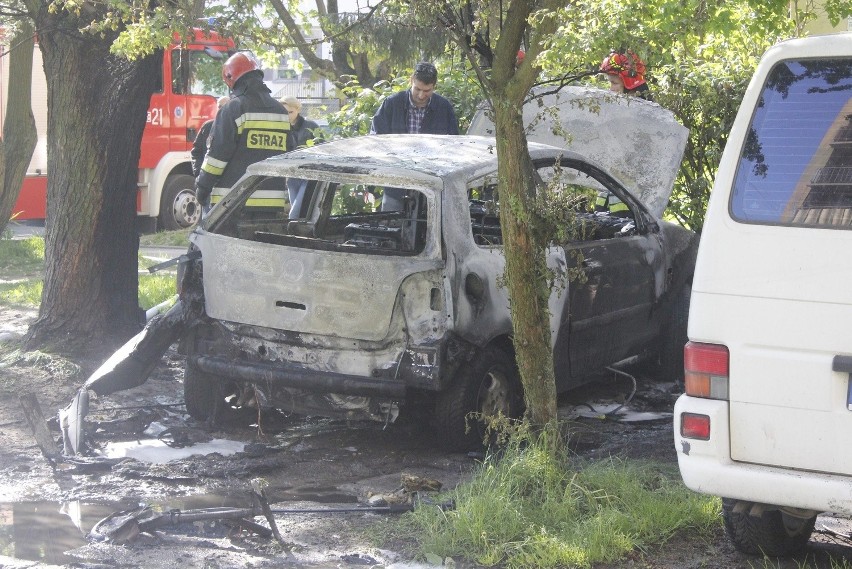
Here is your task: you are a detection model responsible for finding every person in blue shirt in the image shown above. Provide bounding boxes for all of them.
[370,62,459,136]
[370,62,459,210]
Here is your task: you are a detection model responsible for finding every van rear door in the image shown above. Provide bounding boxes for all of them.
[691,52,852,476]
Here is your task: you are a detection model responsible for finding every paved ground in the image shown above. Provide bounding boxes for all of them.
[7,220,44,239]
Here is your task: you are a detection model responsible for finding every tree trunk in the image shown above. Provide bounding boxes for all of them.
[0,21,38,234]
[23,15,161,356]
[484,0,564,438]
[492,99,559,430]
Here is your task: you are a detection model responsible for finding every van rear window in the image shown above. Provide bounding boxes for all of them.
[730,58,852,229]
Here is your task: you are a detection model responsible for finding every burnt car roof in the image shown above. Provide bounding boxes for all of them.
[246,134,581,186]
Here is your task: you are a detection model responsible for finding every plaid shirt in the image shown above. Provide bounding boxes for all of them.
[407,93,429,133]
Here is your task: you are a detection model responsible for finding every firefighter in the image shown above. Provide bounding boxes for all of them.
[599,50,652,100]
[195,52,294,211]
[191,96,230,178]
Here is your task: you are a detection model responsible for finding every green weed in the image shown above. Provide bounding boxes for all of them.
[394,428,719,568]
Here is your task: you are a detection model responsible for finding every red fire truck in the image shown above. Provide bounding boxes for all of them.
[2,29,234,231]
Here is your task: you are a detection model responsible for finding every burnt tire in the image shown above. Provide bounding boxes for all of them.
[722,499,816,556]
[659,283,691,382]
[183,360,223,422]
[434,346,523,451]
[159,174,200,231]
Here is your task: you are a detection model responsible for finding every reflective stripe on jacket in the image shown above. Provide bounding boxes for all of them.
[196,73,293,199]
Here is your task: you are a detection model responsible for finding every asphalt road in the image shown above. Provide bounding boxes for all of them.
[7,219,44,239]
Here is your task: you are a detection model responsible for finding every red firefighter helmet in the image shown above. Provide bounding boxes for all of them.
[222,52,259,89]
[599,50,647,91]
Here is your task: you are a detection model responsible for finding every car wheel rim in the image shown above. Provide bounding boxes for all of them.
[173,189,200,227]
[479,369,511,416]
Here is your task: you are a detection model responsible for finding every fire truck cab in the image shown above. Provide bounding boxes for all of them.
[3,28,234,231]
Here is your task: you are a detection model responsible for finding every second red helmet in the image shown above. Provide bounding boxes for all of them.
[600,50,647,91]
[222,52,260,89]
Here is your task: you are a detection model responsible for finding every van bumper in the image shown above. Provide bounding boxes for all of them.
[674,395,852,516]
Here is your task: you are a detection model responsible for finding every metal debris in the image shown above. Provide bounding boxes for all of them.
[59,297,203,456]
[88,489,454,545]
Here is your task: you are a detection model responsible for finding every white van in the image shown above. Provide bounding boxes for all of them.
[674,34,852,556]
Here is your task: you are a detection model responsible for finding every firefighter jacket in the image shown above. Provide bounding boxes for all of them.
[190,119,214,178]
[196,72,293,206]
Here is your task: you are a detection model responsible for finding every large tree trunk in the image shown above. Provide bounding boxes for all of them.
[492,100,559,430]
[0,21,38,234]
[24,15,161,356]
[486,0,564,436]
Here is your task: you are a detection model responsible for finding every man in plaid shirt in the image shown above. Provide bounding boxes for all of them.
[370,62,459,209]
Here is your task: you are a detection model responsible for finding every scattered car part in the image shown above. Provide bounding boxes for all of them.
[19,392,60,462]
[88,490,453,545]
[60,294,203,455]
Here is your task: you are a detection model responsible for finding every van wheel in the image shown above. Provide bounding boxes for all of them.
[659,283,690,382]
[433,346,523,451]
[159,174,200,231]
[722,499,816,556]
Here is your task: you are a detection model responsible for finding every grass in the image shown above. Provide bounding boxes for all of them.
[0,236,176,310]
[0,346,83,385]
[0,237,45,279]
[139,228,192,247]
[138,274,177,310]
[381,427,720,569]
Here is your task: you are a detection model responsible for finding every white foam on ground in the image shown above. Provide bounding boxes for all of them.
[99,439,245,464]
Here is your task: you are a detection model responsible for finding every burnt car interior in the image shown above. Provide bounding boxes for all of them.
[467,162,639,246]
[210,176,429,255]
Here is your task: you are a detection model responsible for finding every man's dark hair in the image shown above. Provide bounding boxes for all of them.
[412,62,438,85]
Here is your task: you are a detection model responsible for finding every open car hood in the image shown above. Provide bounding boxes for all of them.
[468,86,688,219]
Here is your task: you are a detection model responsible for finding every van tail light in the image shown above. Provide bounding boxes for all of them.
[684,341,729,400]
[680,412,711,440]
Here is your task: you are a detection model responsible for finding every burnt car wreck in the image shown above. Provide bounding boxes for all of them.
[179,122,695,449]
[67,89,696,452]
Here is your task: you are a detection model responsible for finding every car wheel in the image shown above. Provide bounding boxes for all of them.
[183,329,223,421]
[159,174,200,231]
[722,499,816,556]
[659,283,691,382]
[183,360,224,421]
[434,346,523,451]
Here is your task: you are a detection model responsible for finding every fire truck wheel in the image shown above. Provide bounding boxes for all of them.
[160,174,201,231]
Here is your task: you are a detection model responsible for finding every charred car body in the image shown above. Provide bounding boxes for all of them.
[178,122,695,449]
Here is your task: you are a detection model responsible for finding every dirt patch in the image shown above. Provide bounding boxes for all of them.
[1,308,851,568]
